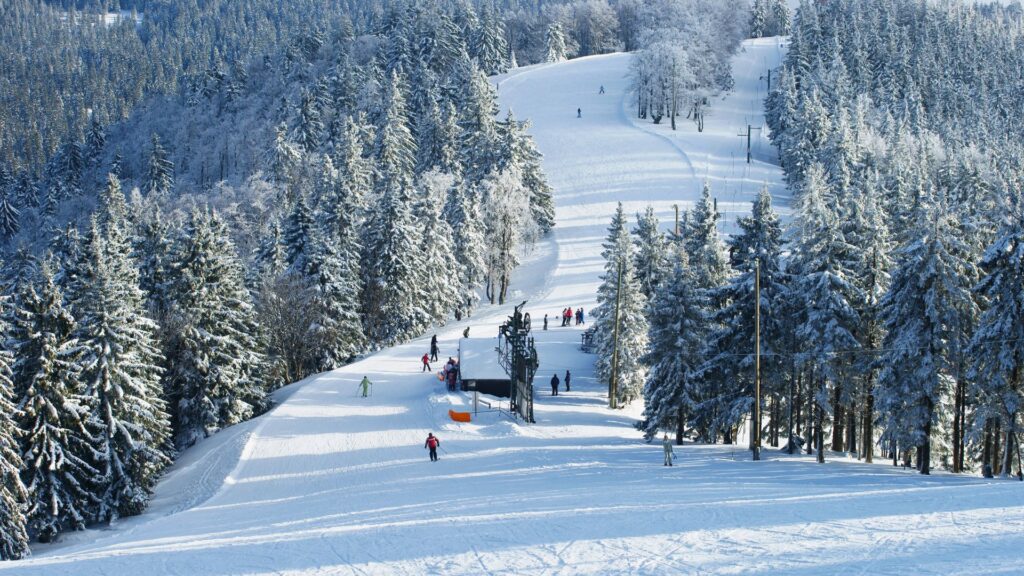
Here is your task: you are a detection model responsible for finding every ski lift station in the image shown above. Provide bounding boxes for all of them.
[457,338,511,398]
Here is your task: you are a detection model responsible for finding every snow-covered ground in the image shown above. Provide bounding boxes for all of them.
[5,38,1024,575]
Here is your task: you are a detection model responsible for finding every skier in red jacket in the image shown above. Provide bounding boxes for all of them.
[425,433,440,461]
[421,353,431,372]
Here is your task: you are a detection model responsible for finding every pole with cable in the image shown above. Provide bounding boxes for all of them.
[754,257,762,461]
[609,259,624,409]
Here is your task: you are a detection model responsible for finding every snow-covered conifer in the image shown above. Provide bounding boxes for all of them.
[143,134,174,200]
[416,171,460,324]
[0,298,29,559]
[632,206,668,300]
[593,204,649,407]
[546,22,568,63]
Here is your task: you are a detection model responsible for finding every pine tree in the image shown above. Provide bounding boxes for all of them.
[144,134,174,200]
[697,188,786,445]
[792,163,862,463]
[458,66,500,186]
[13,263,98,542]
[71,215,171,519]
[470,6,510,75]
[0,297,30,560]
[497,110,555,233]
[85,119,106,167]
[317,175,366,366]
[593,204,649,407]
[969,212,1024,478]
[295,88,323,153]
[270,123,301,193]
[134,207,174,320]
[0,187,20,241]
[163,210,265,449]
[632,206,668,301]
[253,218,288,283]
[417,171,460,325]
[14,173,39,210]
[283,193,316,275]
[448,184,486,320]
[641,246,705,442]
[876,194,977,475]
[546,22,568,63]
[374,70,418,197]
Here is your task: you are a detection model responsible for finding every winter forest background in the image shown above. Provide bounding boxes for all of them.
[2,0,1024,563]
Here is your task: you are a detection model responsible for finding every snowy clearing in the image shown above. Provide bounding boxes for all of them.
[5,38,1023,575]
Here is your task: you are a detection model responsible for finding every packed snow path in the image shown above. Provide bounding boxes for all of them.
[7,39,1024,576]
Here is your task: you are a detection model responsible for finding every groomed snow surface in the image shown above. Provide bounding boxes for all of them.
[6,38,1024,575]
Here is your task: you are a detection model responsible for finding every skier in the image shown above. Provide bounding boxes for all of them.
[577,107,581,118]
[575,308,581,325]
[360,376,372,398]
[543,314,548,330]
[550,373,560,396]
[578,308,585,325]
[463,326,470,338]
[421,353,432,372]
[425,433,441,462]
[430,334,439,362]
[599,85,605,94]
[564,370,571,392]
[663,434,674,466]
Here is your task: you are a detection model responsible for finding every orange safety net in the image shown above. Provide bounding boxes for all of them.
[448,409,471,423]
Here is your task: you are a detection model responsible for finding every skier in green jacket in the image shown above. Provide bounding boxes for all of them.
[663,434,674,466]
[360,376,372,397]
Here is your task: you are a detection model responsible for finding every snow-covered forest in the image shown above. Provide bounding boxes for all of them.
[634,0,1024,482]
[3,0,1024,570]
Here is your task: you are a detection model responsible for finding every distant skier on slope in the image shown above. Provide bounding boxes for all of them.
[422,353,432,372]
[430,334,439,362]
[360,376,372,397]
[565,370,571,392]
[425,433,441,461]
[577,107,582,118]
[543,314,548,330]
[663,434,674,466]
[599,85,605,94]
[550,373,560,396]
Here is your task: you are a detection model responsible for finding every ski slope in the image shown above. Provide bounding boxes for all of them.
[6,38,1024,576]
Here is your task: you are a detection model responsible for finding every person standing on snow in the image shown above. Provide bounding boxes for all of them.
[543,314,548,330]
[564,370,571,392]
[550,373,560,396]
[577,108,581,118]
[599,85,605,94]
[578,308,585,325]
[430,334,439,362]
[360,376,372,397]
[663,434,674,466]
[425,433,441,461]
[422,353,432,372]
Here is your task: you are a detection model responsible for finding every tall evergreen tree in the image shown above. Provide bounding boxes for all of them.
[143,134,174,200]
[593,204,649,407]
[163,210,265,449]
[876,194,977,475]
[632,206,668,301]
[0,188,19,241]
[12,263,98,542]
[0,297,30,560]
[546,22,568,62]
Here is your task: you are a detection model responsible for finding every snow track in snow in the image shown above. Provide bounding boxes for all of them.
[7,39,1024,575]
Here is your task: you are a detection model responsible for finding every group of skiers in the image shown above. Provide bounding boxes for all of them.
[542,307,585,330]
[549,370,571,396]
[442,357,459,392]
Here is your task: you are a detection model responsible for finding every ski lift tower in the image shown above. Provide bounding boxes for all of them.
[498,301,538,423]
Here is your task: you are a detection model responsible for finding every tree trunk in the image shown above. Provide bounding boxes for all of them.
[831,386,844,452]
[804,369,814,455]
[952,375,964,473]
[676,405,685,445]
[787,364,797,454]
[1002,425,1016,479]
[846,401,857,456]
[994,420,1002,475]
[920,398,933,475]
[863,386,874,463]
[816,401,825,463]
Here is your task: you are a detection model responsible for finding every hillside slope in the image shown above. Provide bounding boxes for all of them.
[4,39,1022,576]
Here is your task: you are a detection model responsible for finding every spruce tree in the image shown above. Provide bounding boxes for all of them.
[0,299,30,560]
[876,194,977,475]
[593,204,649,408]
[143,134,174,200]
[0,188,19,241]
[641,246,705,442]
[632,206,669,301]
[13,263,98,542]
[448,185,486,320]
[164,210,265,449]
[969,212,1024,478]
[546,23,568,62]
[417,171,460,325]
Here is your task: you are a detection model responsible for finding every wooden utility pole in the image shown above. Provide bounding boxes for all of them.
[737,125,763,164]
[609,260,624,409]
[753,258,761,461]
